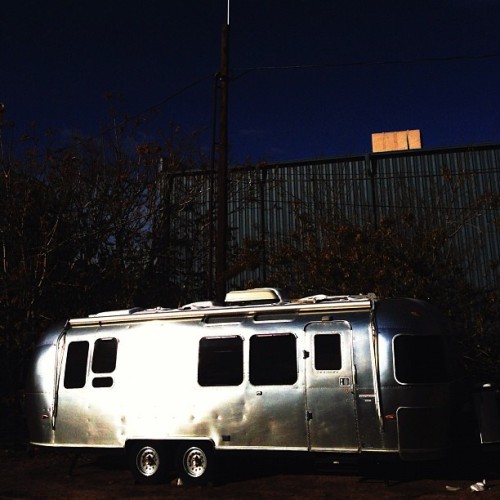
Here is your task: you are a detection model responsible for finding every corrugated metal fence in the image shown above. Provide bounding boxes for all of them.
[166,144,499,292]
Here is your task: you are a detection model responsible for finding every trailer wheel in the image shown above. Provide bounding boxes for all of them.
[127,441,169,484]
[175,442,214,485]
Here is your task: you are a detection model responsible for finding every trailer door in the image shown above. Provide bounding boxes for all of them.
[305,321,360,451]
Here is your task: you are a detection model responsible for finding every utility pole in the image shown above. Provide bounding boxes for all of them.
[215,21,230,304]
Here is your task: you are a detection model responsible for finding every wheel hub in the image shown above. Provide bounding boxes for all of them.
[137,447,159,476]
[184,448,207,477]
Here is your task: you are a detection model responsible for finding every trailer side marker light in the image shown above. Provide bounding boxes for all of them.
[384,414,396,420]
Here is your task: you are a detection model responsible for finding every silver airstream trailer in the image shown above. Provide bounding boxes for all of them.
[26,288,464,484]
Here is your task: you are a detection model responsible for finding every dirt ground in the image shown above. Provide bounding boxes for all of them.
[1,444,500,499]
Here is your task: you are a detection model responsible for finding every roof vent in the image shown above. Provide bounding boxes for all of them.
[224,288,288,306]
[89,307,143,318]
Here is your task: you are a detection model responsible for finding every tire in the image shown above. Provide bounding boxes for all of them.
[175,441,214,485]
[127,441,169,484]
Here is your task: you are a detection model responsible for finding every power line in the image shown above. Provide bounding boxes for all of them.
[23,75,214,160]
[232,51,500,77]
[118,75,213,127]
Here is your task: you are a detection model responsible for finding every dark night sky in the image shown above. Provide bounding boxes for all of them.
[2,0,500,163]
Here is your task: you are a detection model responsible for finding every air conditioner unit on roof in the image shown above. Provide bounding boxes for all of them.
[224,288,288,306]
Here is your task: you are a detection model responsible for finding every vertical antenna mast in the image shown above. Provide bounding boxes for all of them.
[215,2,230,304]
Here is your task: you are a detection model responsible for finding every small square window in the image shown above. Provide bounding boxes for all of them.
[394,335,448,383]
[250,333,297,385]
[198,336,243,386]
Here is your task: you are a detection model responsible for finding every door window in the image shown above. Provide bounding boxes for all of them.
[314,334,342,370]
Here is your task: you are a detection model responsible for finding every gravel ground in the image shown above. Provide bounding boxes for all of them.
[1,445,500,499]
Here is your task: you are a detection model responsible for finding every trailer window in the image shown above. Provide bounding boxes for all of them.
[64,341,89,389]
[250,333,297,385]
[394,334,449,383]
[92,338,118,373]
[198,336,243,386]
[314,334,342,370]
